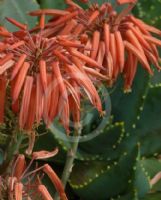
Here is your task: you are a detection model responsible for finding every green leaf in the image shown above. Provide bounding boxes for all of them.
[70,147,138,200]
[39,0,66,9]
[133,0,161,28]
[134,161,150,198]
[140,193,161,200]
[34,124,68,163]
[140,159,161,192]
[134,86,161,156]
[110,67,150,132]
[0,0,39,31]
[79,122,125,154]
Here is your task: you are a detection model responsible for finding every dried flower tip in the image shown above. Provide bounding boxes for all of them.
[32,148,58,160]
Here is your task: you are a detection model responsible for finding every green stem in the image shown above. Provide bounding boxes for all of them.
[54,126,82,200]
[0,130,24,174]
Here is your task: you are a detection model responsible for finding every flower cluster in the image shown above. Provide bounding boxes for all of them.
[0,0,161,130]
[35,0,161,91]
[0,12,105,133]
[0,0,161,199]
[4,149,68,200]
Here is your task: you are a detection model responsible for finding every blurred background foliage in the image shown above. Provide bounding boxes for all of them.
[1,0,161,199]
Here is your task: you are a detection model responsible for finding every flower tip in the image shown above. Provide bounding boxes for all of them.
[123,88,132,93]
[32,148,59,160]
[100,110,106,117]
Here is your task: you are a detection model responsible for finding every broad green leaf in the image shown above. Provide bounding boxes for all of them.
[140,159,161,192]
[140,193,161,200]
[110,67,150,132]
[39,0,66,9]
[134,87,161,156]
[70,147,138,200]
[134,162,150,198]
[79,122,125,154]
[0,0,39,31]
[133,0,161,28]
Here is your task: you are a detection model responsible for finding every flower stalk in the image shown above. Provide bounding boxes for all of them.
[54,125,82,200]
[0,130,24,175]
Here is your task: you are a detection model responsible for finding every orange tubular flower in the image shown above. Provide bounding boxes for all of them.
[0,16,105,132]
[38,1,161,91]
[6,150,67,200]
[117,0,137,5]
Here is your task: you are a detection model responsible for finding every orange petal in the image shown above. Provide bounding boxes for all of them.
[32,148,58,160]
[49,77,59,123]
[106,52,114,79]
[59,19,77,35]
[43,73,52,124]
[90,30,100,60]
[29,9,69,16]
[19,76,33,129]
[13,154,26,180]
[39,14,45,29]
[117,0,137,4]
[104,23,110,55]
[43,164,68,200]
[124,41,153,74]
[0,53,13,66]
[144,35,161,47]
[12,62,30,102]
[11,54,27,80]
[39,60,47,93]
[25,85,36,130]
[36,74,44,124]
[65,64,102,113]
[125,29,144,54]
[53,50,71,64]
[88,10,99,25]
[96,41,105,67]
[0,59,14,75]
[6,17,27,30]
[72,24,85,35]
[0,30,12,37]
[46,11,78,27]
[69,49,102,69]
[38,185,53,200]
[114,31,125,72]
[109,33,117,75]
[10,41,25,50]
[15,182,23,200]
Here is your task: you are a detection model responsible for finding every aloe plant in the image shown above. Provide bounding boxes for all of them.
[0,0,161,199]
